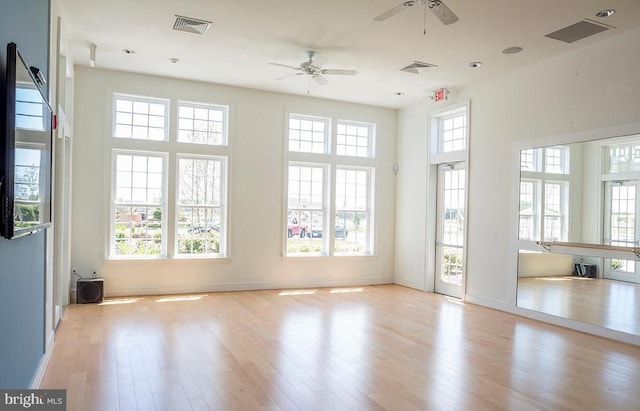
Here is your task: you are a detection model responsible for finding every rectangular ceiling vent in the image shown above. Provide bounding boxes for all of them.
[545,19,613,43]
[173,15,212,35]
[400,61,438,74]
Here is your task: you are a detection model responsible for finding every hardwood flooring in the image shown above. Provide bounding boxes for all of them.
[518,277,640,335]
[40,285,640,410]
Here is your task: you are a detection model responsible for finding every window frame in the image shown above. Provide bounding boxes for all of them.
[109,93,231,260]
[110,149,168,259]
[336,119,376,158]
[284,112,377,257]
[112,93,170,141]
[175,154,228,257]
[518,146,571,242]
[176,100,229,146]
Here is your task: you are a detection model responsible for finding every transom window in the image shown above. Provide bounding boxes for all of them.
[439,112,466,152]
[177,102,228,145]
[113,94,168,141]
[288,114,329,154]
[336,121,374,158]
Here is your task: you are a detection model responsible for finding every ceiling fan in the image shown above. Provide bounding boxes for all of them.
[269,51,358,85]
[374,0,459,25]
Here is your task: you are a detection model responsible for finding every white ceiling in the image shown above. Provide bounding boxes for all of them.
[58,0,640,109]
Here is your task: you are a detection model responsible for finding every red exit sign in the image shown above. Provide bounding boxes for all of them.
[433,88,448,102]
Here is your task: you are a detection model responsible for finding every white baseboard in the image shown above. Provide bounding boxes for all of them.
[103,276,394,297]
[30,332,55,389]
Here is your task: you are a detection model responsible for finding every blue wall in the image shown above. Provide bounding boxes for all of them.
[0,0,50,389]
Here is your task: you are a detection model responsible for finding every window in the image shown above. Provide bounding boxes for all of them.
[110,94,229,258]
[176,156,226,256]
[518,146,570,241]
[288,114,329,154]
[112,152,166,257]
[335,167,372,253]
[113,94,168,141]
[285,113,375,256]
[336,121,374,158]
[439,111,466,153]
[16,87,45,131]
[177,102,227,145]
[287,164,326,253]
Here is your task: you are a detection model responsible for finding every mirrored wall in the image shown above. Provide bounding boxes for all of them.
[516,130,640,336]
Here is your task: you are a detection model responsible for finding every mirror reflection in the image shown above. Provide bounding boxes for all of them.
[517,133,640,335]
[517,250,639,335]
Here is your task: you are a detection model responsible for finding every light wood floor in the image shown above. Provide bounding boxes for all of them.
[40,285,640,410]
[518,277,640,335]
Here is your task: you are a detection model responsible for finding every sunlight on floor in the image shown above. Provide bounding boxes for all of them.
[99,297,145,306]
[278,289,317,296]
[155,295,208,303]
[330,287,364,293]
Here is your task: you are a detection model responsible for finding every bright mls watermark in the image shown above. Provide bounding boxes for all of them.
[0,390,65,410]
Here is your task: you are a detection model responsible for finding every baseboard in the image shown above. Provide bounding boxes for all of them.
[103,276,394,297]
[30,332,55,389]
[392,277,424,291]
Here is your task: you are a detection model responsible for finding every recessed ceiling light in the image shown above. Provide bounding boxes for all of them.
[502,46,523,55]
[170,57,179,64]
[122,49,135,54]
[595,9,615,18]
[395,91,405,96]
[469,61,483,68]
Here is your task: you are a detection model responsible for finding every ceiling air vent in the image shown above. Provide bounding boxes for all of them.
[173,15,212,35]
[400,61,438,74]
[545,19,613,43]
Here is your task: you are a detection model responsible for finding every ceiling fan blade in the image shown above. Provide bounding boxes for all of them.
[313,74,328,85]
[321,69,358,76]
[430,0,458,25]
[275,73,304,81]
[268,62,303,71]
[373,0,417,21]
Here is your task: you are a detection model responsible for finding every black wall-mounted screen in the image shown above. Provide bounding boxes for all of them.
[1,42,53,239]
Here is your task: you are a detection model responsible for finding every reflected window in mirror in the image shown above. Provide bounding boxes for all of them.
[519,146,570,241]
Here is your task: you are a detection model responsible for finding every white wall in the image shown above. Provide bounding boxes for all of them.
[71,68,397,296]
[396,28,640,337]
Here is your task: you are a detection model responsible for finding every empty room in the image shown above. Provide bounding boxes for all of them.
[1,0,640,410]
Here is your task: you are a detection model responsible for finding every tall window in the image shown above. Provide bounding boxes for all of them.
[335,168,371,253]
[110,94,229,258]
[176,156,226,256]
[112,152,166,257]
[518,146,570,241]
[285,113,375,256]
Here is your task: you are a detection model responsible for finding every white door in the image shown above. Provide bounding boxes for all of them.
[604,181,640,283]
[435,163,466,297]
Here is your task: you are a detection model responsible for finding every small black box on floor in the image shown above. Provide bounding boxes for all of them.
[77,278,104,304]
[583,264,598,279]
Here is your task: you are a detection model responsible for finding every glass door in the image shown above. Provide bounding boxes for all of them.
[604,181,640,283]
[435,162,466,297]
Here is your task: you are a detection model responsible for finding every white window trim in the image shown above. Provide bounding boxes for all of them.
[174,153,228,257]
[109,149,169,259]
[176,100,229,146]
[112,93,170,141]
[429,101,470,165]
[336,119,376,159]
